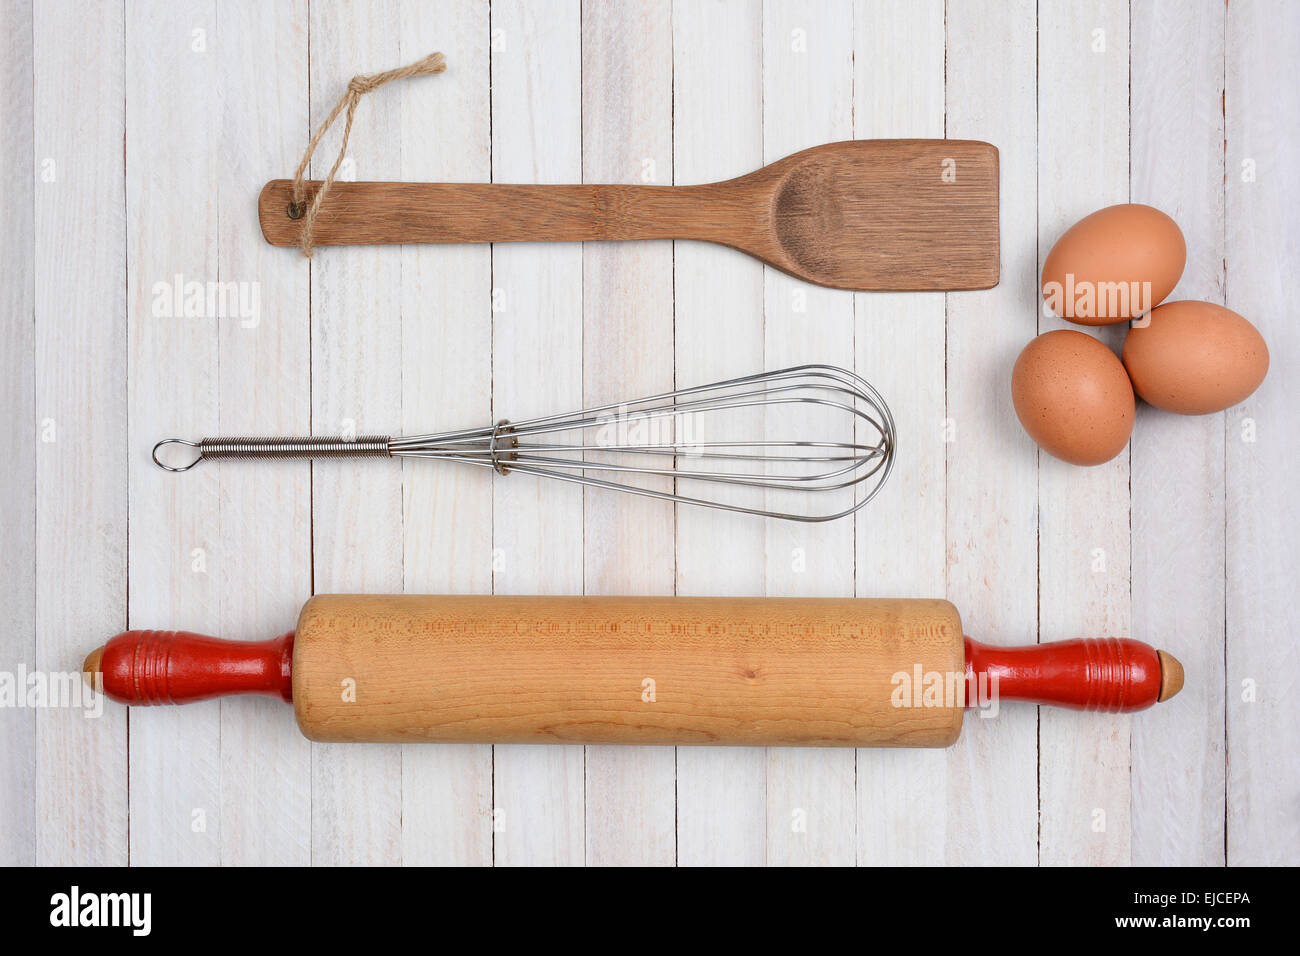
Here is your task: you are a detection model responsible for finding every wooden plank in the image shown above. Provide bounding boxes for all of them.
[0,0,35,867]
[215,0,313,866]
[125,0,223,868]
[1225,0,1300,865]
[33,0,129,865]
[397,0,495,867]
[580,0,677,867]
[1036,0,1132,867]
[761,0,856,866]
[852,0,949,866]
[1129,0,1226,866]
[943,0,1039,865]
[307,0,404,866]
[489,0,586,866]
[672,0,767,866]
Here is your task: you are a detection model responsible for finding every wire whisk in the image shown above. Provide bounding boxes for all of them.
[152,365,895,522]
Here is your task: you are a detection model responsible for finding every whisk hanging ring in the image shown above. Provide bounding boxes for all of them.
[152,438,203,472]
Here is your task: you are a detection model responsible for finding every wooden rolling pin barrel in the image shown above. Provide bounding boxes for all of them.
[84,596,1182,748]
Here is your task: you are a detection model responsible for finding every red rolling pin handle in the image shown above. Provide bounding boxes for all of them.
[964,637,1182,712]
[85,630,294,705]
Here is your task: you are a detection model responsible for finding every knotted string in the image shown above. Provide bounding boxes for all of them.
[290,51,447,257]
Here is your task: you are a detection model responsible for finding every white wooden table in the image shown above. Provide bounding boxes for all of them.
[3,0,1295,866]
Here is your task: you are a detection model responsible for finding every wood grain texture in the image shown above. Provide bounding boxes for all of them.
[0,0,35,867]
[291,596,966,747]
[214,0,313,866]
[852,0,951,866]
[257,136,998,292]
[943,0,1039,865]
[672,0,768,867]
[580,0,677,867]
[1225,0,1300,865]
[489,0,585,866]
[33,0,129,865]
[1036,0,1132,867]
[396,0,495,868]
[1129,0,1227,866]
[307,0,404,867]
[126,0,223,868]
[762,0,857,866]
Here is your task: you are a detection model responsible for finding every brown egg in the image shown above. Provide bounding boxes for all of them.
[1122,300,1269,414]
[1012,330,1135,466]
[1041,204,1186,325]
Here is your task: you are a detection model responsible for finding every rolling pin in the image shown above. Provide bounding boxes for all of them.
[83,595,1182,748]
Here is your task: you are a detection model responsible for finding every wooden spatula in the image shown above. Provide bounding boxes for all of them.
[259,139,999,292]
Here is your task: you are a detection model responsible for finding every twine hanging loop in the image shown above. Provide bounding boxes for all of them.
[290,51,446,257]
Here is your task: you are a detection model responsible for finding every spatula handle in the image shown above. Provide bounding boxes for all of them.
[258,179,752,248]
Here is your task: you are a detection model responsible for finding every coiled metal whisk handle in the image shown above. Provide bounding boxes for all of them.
[152,436,393,472]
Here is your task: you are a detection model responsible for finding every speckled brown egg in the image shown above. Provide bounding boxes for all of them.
[1041,204,1186,325]
[1012,330,1135,466]
[1122,300,1269,414]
